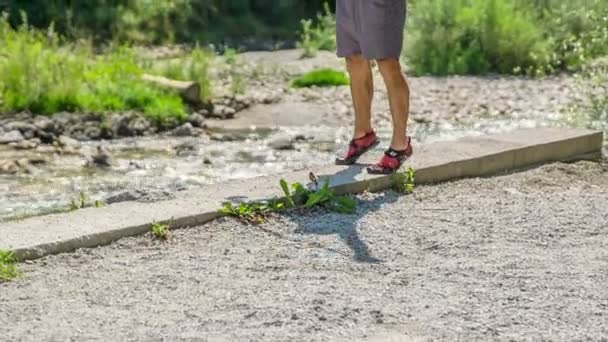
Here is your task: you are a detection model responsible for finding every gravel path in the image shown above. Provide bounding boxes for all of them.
[1,161,607,341]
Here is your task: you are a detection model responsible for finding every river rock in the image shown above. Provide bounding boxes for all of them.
[9,138,40,150]
[33,117,55,133]
[0,130,24,144]
[57,135,81,149]
[36,130,56,144]
[268,134,296,150]
[188,113,206,128]
[212,105,236,119]
[0,158,45,174]
[88,145,112,168]
[171,123,194,137]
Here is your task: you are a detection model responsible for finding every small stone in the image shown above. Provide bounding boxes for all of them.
[171,123,194,137]
[0,160,19,174]
[9,139,40,150]
[0,130,24,144]
[212,105,236,119]
[203,157,212,165]
[84,126,102,140]
[88,145,112,168]
[36,130,56,144]
[268,134,295,150]
[188,113,206,128]
[33,118,55,132]
[58,135,81,149]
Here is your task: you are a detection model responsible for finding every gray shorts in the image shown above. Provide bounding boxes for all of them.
[336,0,407,60]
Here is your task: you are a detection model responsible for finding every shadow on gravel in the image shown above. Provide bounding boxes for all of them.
[290,191,399,264]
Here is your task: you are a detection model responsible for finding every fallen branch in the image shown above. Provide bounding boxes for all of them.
[142,74,201,104]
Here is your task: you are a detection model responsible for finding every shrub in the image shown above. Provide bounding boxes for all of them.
[405,0,550,75]
[292,68,349,88]
[565,57,608,138]
[297,2,336,58]
[405,0,608,75]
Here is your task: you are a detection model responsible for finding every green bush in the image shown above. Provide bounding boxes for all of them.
[291,68,349,88]
[534,0,608,71]
[297,2,336,58]
[405,0,550,75]
[0,16,187,123]
[405,0,608,75]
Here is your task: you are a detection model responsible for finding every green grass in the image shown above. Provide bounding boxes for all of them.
[405,0,608,76]
[220,200,285,225]
[151,222,170,240]
[393,167,416,194]
[0,15,187,123]
[291,68,349,88]
[0,250,20,282]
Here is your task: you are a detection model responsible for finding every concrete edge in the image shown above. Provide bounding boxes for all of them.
[6,129,604,261]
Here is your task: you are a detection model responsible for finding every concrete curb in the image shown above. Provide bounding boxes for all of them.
[0,128,603,260]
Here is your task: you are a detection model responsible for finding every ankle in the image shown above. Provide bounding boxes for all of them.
[354,129,374,139]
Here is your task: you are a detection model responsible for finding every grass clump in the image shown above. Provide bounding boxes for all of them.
[220,200,285,225]
[297,2,336,58]
[68,192,105,211]
[393,167,416,194]
[151,222,170,240]
[0,250,20,282]
[0,15,187,123]
[291,68,349,88]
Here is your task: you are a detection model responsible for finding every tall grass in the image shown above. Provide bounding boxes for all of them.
[0,15,187,123]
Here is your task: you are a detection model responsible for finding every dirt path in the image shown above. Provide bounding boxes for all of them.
[1,161,607,341]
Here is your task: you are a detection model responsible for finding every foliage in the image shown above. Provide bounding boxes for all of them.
[0,0,333,46]
[405,0,608,76]
[406,0,550,75]
[0,15,187,122]
[281,176,357,214]
[0,250,20,282]
[151,222,170,240]
[291,68,349,88]
[565,58,608,138]
[297,2,336,58]
[220,200,285,225]
[393,167,416,194]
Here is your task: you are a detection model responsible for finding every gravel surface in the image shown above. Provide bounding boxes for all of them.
[1,161,607,341]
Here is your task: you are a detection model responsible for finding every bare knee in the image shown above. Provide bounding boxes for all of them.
[377,58,408,89]
[346,55,371,79]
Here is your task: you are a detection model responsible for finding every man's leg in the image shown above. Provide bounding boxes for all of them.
[346,54,374,139]
[376,58,410,150]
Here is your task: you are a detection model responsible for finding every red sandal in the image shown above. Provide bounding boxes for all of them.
[336,131,380,165]
[367,137,413,174]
